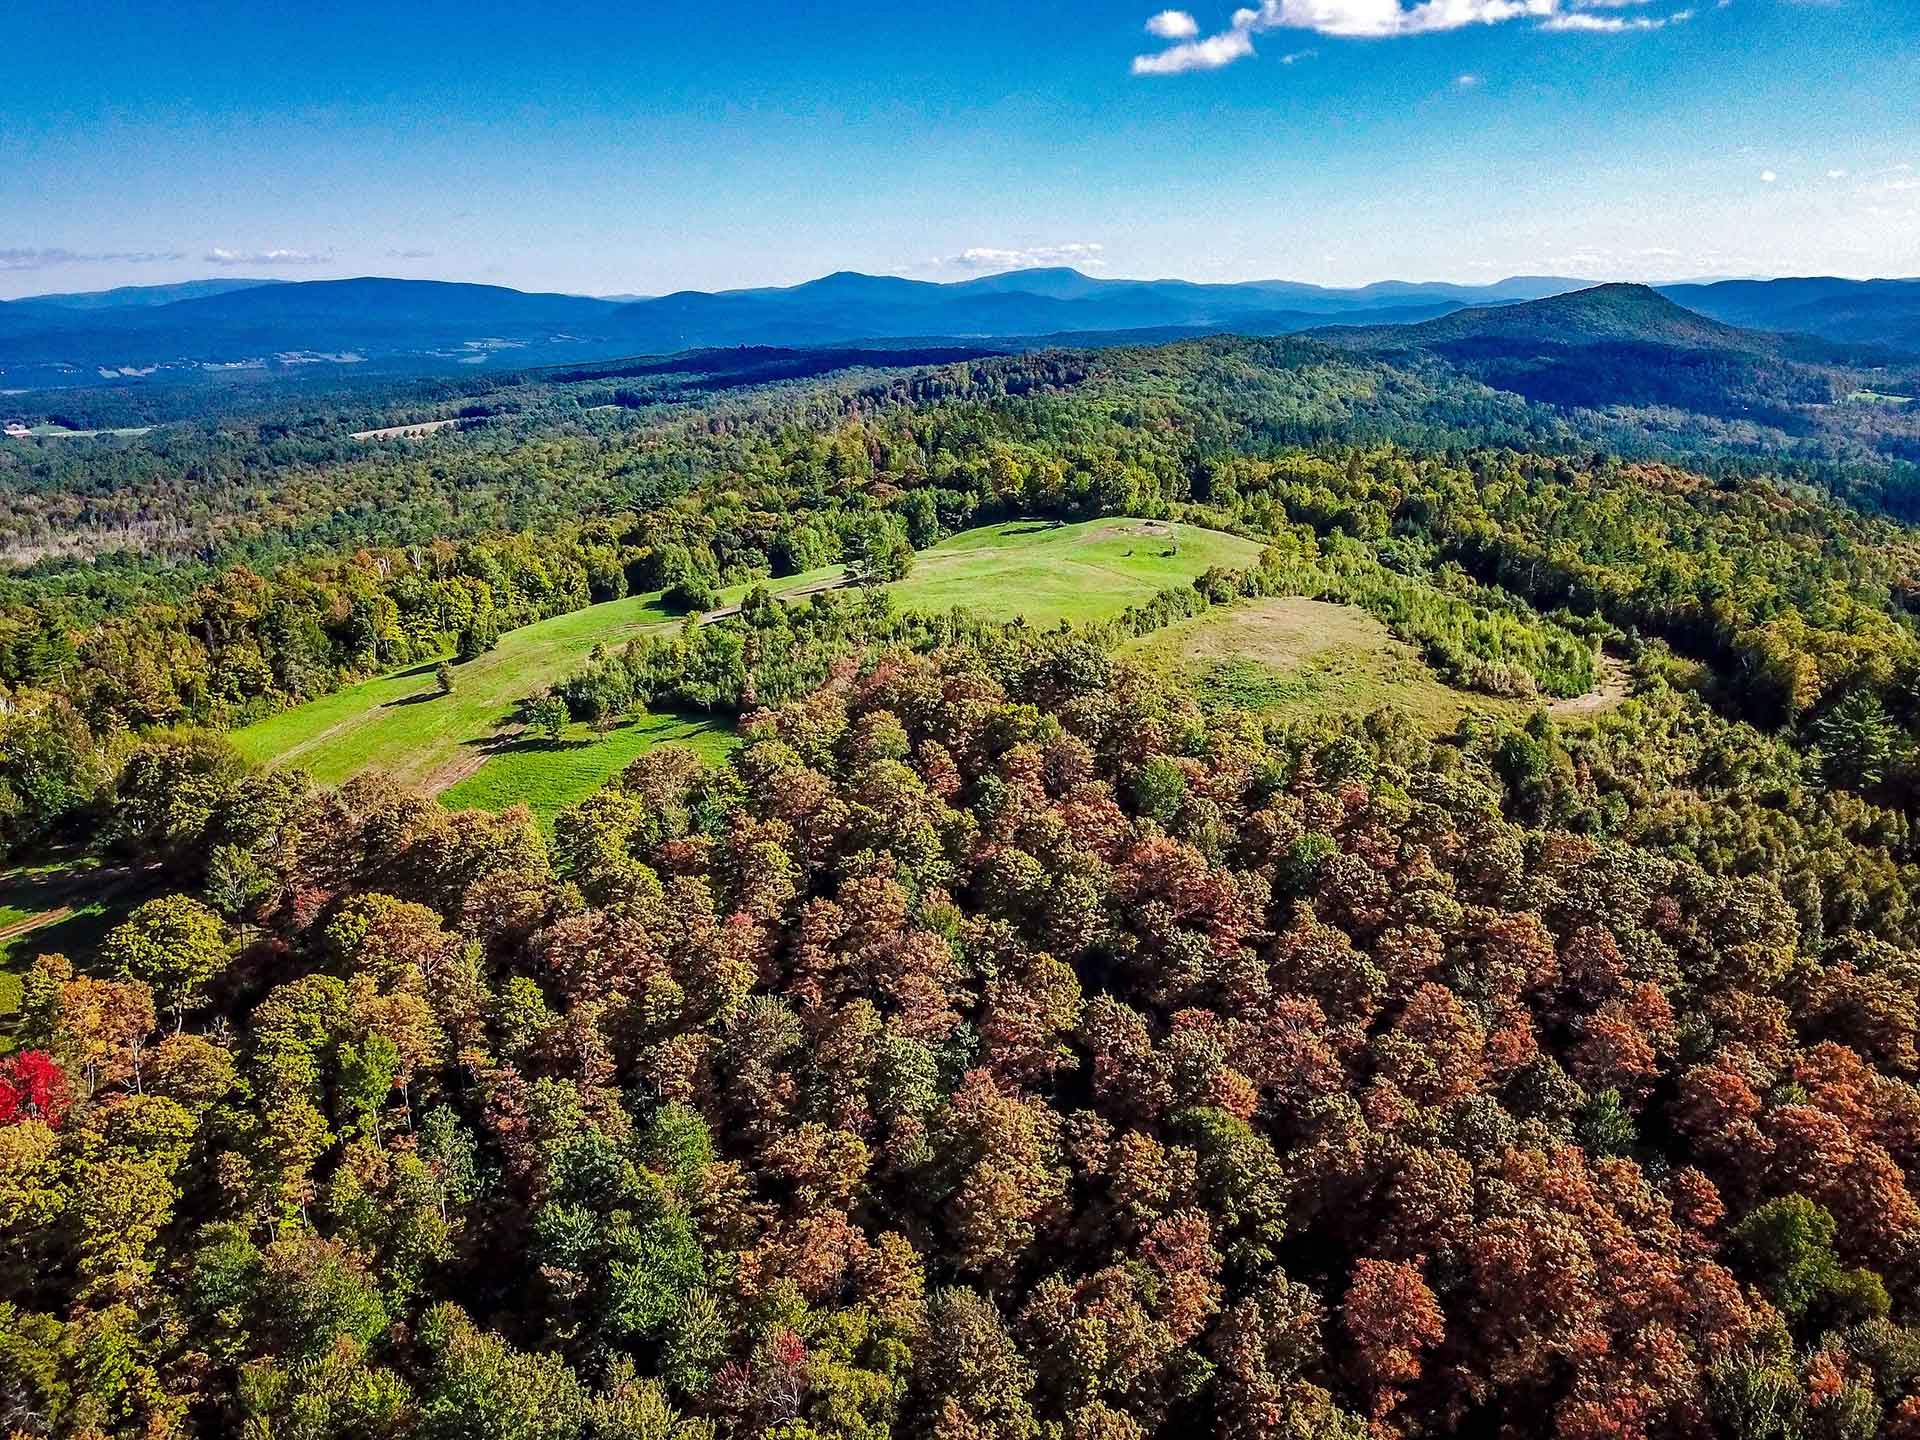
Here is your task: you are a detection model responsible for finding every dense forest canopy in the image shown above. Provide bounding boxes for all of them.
[9,328,1920,1439]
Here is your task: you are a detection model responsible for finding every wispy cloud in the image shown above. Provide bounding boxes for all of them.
[1132,27,1256,72]
[386,248,436,260]
[0,247,182,271]
[1240,0,1553,38]
[1132,0,1702,72]
[1541,5,1690,30]
[940,243,1108,271]
[1145,9,1202,38]
[1456,72,1484,86]
[204,247,332,267]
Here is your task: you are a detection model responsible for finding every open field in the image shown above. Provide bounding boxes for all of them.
[349,417,463,440]
[440,712,737,824]
[234,517,1261,816]
[1124,596,1625,730]
[232,589,683,789]
[2,424,156,439]
[883,519,1263,624]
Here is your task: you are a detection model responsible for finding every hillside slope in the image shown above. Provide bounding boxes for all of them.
[1321,283,1795,353]
[1313,283,1874,423]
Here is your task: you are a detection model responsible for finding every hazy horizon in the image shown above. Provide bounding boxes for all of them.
[9,265,1916,310]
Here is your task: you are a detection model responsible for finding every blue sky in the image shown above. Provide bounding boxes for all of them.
[3,0,1916,298]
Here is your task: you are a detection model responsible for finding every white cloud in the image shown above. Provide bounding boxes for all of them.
[1131,0,1702,71]
[1760,170,1778,183]
[0,247,181,271]
[204,247,332,267]
[1456,71,1483,86]
[1145,8,1202,37]
[941,243,1108,271]
[1235,0,1555,39]
[1540,7,1681,28]
[1132,26,1256,72]
[1827,168,1848,179]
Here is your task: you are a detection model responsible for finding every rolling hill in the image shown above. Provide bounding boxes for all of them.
[1322,283,1795,352]
[0,269,1584,389]
[1313,283,1884,424]
[18,277,285,310]
[600,270,1579,352]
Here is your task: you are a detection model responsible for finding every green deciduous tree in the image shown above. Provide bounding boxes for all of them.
[100,893,228,1031]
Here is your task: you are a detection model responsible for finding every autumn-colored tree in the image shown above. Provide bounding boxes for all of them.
[1342,1258,1445,1417]
[47,969,156,1096]
[0,1051,71,1127]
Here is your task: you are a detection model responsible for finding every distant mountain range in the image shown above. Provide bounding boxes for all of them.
[2,268,1917,392]
[16,278,286,311]
[1660,277,1920,355]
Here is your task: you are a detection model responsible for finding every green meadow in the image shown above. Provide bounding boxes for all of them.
[881,518,1263,624]
[437,712,737,825]
[232,517,1265,818]
[1124,595,1625,730]
[231,589,684,791]
[1123,596,1520,730]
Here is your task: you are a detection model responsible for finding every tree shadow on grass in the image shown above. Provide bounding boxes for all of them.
[6,902,125,971]
[1,866,164,1038]
[381,688,446,709]
[488,736,598,756]
[0,866,85,922]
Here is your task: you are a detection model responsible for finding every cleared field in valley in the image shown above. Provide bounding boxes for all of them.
[437,712,738,823]
[231,589,682,791]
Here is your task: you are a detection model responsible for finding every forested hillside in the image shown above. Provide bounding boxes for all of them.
[11,330,1920,1438]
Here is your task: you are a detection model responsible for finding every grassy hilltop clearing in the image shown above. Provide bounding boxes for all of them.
[1122,595,1630,730]
[231,518,1266,817]
[1123,596,1525,730]
[876,517,1262,623]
